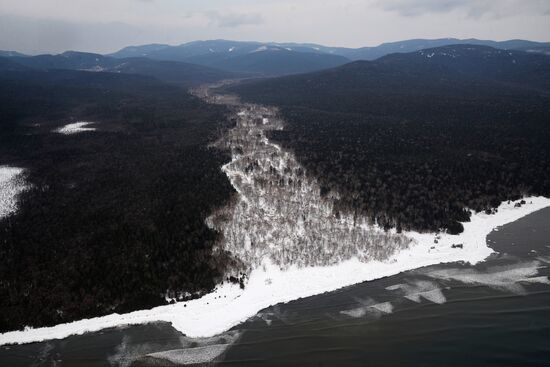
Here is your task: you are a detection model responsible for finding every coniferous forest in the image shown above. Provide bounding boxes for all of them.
[230,45,550,234]
[0,68,235,331]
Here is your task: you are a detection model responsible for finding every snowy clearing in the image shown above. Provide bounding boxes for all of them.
[55,122,96,135]
[1,196,548,346]
[0,166,27,220]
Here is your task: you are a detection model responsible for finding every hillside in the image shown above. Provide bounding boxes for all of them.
[5,51,235,87]
[334,38,550,60]
[229,45,550,233]
[184,47,349,75]
[0,57,29,72]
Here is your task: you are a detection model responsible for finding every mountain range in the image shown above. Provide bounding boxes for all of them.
[2,38,549,79]
[109,38,550,63]
[228,44,550,234]
[231,44,550,108]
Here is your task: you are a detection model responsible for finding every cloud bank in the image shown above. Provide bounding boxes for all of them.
[0,0,549,54]
[205,11,264,28]
[377,0,550,18]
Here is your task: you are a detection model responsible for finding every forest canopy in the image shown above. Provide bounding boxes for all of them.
[230,45,550,234]
[0,69,235,332]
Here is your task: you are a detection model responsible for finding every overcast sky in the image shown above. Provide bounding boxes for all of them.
[1,0,549,54]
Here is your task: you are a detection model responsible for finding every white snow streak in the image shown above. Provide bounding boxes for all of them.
[55,122,96,135]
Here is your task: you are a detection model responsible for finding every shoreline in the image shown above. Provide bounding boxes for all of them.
[1,196,549,346]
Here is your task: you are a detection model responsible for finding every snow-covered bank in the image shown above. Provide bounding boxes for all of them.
[0,166,27,219]
[55,122,96,134]
[1,196,548,346]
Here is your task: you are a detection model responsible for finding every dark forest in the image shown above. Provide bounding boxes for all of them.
[0,69,235,331]
[230,45,550,234]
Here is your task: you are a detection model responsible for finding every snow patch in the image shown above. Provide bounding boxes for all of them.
[0,166,27,219]
[252,45,268,52]
[206,104,411,271]
[81,65,105,72]
[55,122,96,135]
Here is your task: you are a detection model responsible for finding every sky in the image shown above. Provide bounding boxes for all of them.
[1,0,549,54]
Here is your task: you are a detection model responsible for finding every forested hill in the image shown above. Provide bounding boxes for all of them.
[0,57,29,72]
[377,45,550,91]
[229,45,550,234]
[0,68,235,332]
[233,45,550,107]
[181,48,350,76]
[2,51,236,87]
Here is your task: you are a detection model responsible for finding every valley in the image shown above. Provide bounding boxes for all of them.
[197,85,412,272]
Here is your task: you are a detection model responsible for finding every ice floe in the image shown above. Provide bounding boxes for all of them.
[386,280,447,304]
[108,330,241,367]
[424,260,550,295]
[341,300,394,318]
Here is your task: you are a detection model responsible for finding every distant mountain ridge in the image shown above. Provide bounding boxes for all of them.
[109,38,550,63]
[335,38,550,60]
[0,50,28,58]
[111,40,350,76]
[4,38,548,79]
[231,44,550,107]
